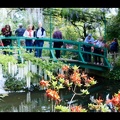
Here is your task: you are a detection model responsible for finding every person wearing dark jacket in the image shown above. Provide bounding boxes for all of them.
[110,38,119,58]
[1,24,12,54]
[110,38,119,53]
[53,27,63,58]
[34,22,46,57]
[15,23,26,46]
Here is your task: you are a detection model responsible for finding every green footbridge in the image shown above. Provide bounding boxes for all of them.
[0,36,111,71]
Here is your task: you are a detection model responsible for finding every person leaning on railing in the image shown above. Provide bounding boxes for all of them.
[83,33,94,62]
[23,24,34,53]
[92,36,105,65]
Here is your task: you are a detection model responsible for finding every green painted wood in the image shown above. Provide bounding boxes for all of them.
[0,36,111,71]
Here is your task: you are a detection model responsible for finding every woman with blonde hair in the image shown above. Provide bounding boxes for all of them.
[23,24,34,53]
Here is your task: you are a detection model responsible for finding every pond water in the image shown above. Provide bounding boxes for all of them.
[0,89,73,112]
[0,88,106,112]
[0,90,56,112]
[0,80,120,112]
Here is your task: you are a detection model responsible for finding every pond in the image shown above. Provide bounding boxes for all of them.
[0,88,106,112]
[0,89,74,112]
[0,90,55,112]
[0,79,120,112]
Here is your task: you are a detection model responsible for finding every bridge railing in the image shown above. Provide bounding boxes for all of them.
[0,36,110,68]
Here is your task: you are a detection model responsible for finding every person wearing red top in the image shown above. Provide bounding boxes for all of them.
[1,24,12,54]
[1,25,12,46]
[23,24,34,53]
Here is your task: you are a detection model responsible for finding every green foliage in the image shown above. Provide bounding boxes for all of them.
[4,76,26,91]
[114,56,120,67]
[106,8,120,40]
[105,55,120,81]
[0,53,17,72]
[22,52,65,72]
[55,105,70,112]
[61,25,79,40]
[106,68,120,81]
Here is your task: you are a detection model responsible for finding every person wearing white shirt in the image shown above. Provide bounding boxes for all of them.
[93,36,105,65]
[34,22,46,57]
[83,33,94,62]
[23,24,34,53]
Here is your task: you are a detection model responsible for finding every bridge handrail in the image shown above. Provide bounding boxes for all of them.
[0,36,110,68]
[0,36,107,50]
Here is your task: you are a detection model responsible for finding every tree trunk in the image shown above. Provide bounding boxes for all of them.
[33,8,37,23]
[83,23,87,40]
[27,8,33,24]
[37,8,40,23]
[98,25,102,36]
[37,8,44,25]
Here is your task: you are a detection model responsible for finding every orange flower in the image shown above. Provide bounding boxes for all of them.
[70,72,81,85]
[58,74,65,79]
[62,65,69,71]
[85,78,91,83]
[46,89,61,102]
[111,96,120,106]
[81,72,87,79]
[39,80,50,87]
[64,79,69,86]
[70,105,86,112]
[96,97,103,104]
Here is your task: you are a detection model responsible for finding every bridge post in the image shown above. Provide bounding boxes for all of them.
[17,37,21,62]
[49,9,52,58]
[78,42,85,63]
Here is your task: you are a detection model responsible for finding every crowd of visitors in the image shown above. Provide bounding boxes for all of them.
[0,22,64,58]
[0,22,119,64]
[83,33,119,65]
[0,22,47,57]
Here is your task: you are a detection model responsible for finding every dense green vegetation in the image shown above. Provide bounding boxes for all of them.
[0,8,118,41]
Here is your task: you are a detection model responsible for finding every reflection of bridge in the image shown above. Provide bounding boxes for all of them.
[0,36,111,71]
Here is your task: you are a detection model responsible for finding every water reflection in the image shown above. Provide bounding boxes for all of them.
[0,90,56,112]
[0,88,109,112]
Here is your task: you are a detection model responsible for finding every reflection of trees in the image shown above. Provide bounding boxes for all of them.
[0,91,55,112]
[0,90,75,112]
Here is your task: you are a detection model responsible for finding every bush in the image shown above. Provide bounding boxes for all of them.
[4,76,26,91]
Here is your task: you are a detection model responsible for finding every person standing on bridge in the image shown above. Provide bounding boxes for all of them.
[34,21,46,58]
[1,24,12,54]
[15,23,26,46]
[93,36,105,65]
[23,24,34,53]
[110,38,119,58]
[83,33,94,62]
[53,27,63,59]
